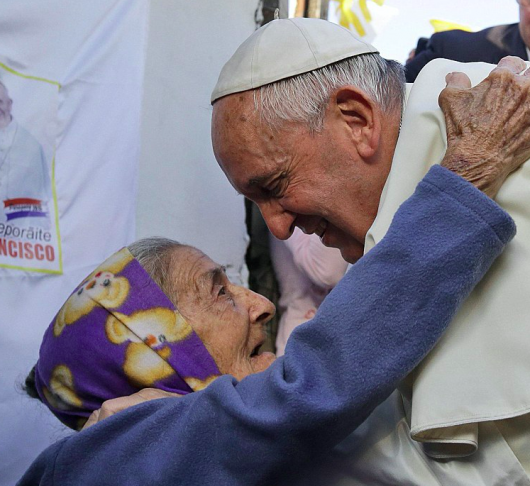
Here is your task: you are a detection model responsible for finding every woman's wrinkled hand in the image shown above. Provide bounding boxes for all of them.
[439,56,530,198]
[82,388,183,431]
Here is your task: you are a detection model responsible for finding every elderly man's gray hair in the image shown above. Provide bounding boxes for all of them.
[256,53,406,132]
[128,237,187,306]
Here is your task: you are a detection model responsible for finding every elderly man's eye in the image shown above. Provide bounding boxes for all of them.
[265,182,285,198]
[265,173,287,198]
[218,286,227,297]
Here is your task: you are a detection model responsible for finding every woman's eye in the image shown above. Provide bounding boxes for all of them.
[159,334,167,343]
[217,286,235,305]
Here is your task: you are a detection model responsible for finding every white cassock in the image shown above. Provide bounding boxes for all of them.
[365,58,530,484]
[0,117,50,221]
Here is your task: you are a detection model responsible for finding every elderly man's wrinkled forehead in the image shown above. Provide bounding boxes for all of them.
[211,90,286,168]
[213,91,260,136]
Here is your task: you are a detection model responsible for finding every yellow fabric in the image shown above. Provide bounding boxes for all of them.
[366,58,530,460]
[429,19,473,33]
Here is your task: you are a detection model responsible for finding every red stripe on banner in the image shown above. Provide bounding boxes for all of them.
[4,198,42,208]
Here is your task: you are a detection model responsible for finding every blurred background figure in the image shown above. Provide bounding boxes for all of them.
[405,0,530,82]
[406,37,428,64]
[270,228,348,356]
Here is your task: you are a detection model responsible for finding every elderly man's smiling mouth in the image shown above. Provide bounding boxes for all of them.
[299,219,329,240]
[314,219,328,240]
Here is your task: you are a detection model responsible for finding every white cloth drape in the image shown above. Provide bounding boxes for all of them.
[0,2,148,483]
[366,58,530,464]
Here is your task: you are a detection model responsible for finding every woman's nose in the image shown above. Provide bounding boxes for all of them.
[248,290,276,326]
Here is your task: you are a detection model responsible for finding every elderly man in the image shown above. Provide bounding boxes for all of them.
[210,17,530,484]
[211,19,528,262]
[405,0,530,81]
[18,19,530,486]
[0,81,50,223]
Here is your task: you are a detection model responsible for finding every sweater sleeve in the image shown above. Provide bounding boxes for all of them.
[17,165,515,486]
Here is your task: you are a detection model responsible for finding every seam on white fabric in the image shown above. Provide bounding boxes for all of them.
[411,405,530,436]
[250,22,267,88]
[397,419,444,486]
[288,19,319,67]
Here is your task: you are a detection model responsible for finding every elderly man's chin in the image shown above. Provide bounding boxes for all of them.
[321,227,364,264]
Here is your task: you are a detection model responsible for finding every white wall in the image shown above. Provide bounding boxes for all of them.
[137,0,258,286]
[0,2,148,484]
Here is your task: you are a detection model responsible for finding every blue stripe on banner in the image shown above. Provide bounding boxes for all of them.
[6,211,47,221]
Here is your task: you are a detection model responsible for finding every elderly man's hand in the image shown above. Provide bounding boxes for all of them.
[82,388,182,431]
[439,56,530,198]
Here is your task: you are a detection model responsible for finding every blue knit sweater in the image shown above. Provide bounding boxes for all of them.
[18,166,515,486]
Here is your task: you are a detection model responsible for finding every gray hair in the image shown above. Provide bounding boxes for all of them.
[255,53,406,132]
[128,237,188,305]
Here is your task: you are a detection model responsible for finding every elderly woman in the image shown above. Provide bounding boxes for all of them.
[17,161,517,486]
[23,237,275,430]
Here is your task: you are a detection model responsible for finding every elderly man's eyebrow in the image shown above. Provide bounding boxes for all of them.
[248,176,266,186]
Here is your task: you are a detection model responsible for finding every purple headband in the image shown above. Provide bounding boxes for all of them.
[35,248,221,430]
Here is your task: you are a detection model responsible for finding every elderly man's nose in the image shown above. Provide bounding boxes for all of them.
[258,202,295,240]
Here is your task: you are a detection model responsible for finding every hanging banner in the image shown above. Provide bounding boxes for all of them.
[0,62,62,274]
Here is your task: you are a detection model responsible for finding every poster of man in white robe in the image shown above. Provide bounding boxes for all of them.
[0,63,61,274]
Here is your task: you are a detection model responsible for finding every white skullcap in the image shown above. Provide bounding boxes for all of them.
[211,17,378,104]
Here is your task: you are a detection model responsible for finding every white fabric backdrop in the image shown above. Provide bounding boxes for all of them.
[0,2,147,483]
[136,0,256,286]
[0,1,255,483]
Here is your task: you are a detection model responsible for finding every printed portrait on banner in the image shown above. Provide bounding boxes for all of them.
[0,63,62,274]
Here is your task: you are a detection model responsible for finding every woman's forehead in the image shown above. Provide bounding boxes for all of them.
[171,247,225,292]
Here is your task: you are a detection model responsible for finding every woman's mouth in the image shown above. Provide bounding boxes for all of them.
[250,343,262,358]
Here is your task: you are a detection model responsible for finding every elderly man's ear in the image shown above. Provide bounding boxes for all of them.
[331,86,382,161]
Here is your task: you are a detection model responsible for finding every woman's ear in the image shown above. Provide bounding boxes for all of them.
[332,86,381,160]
